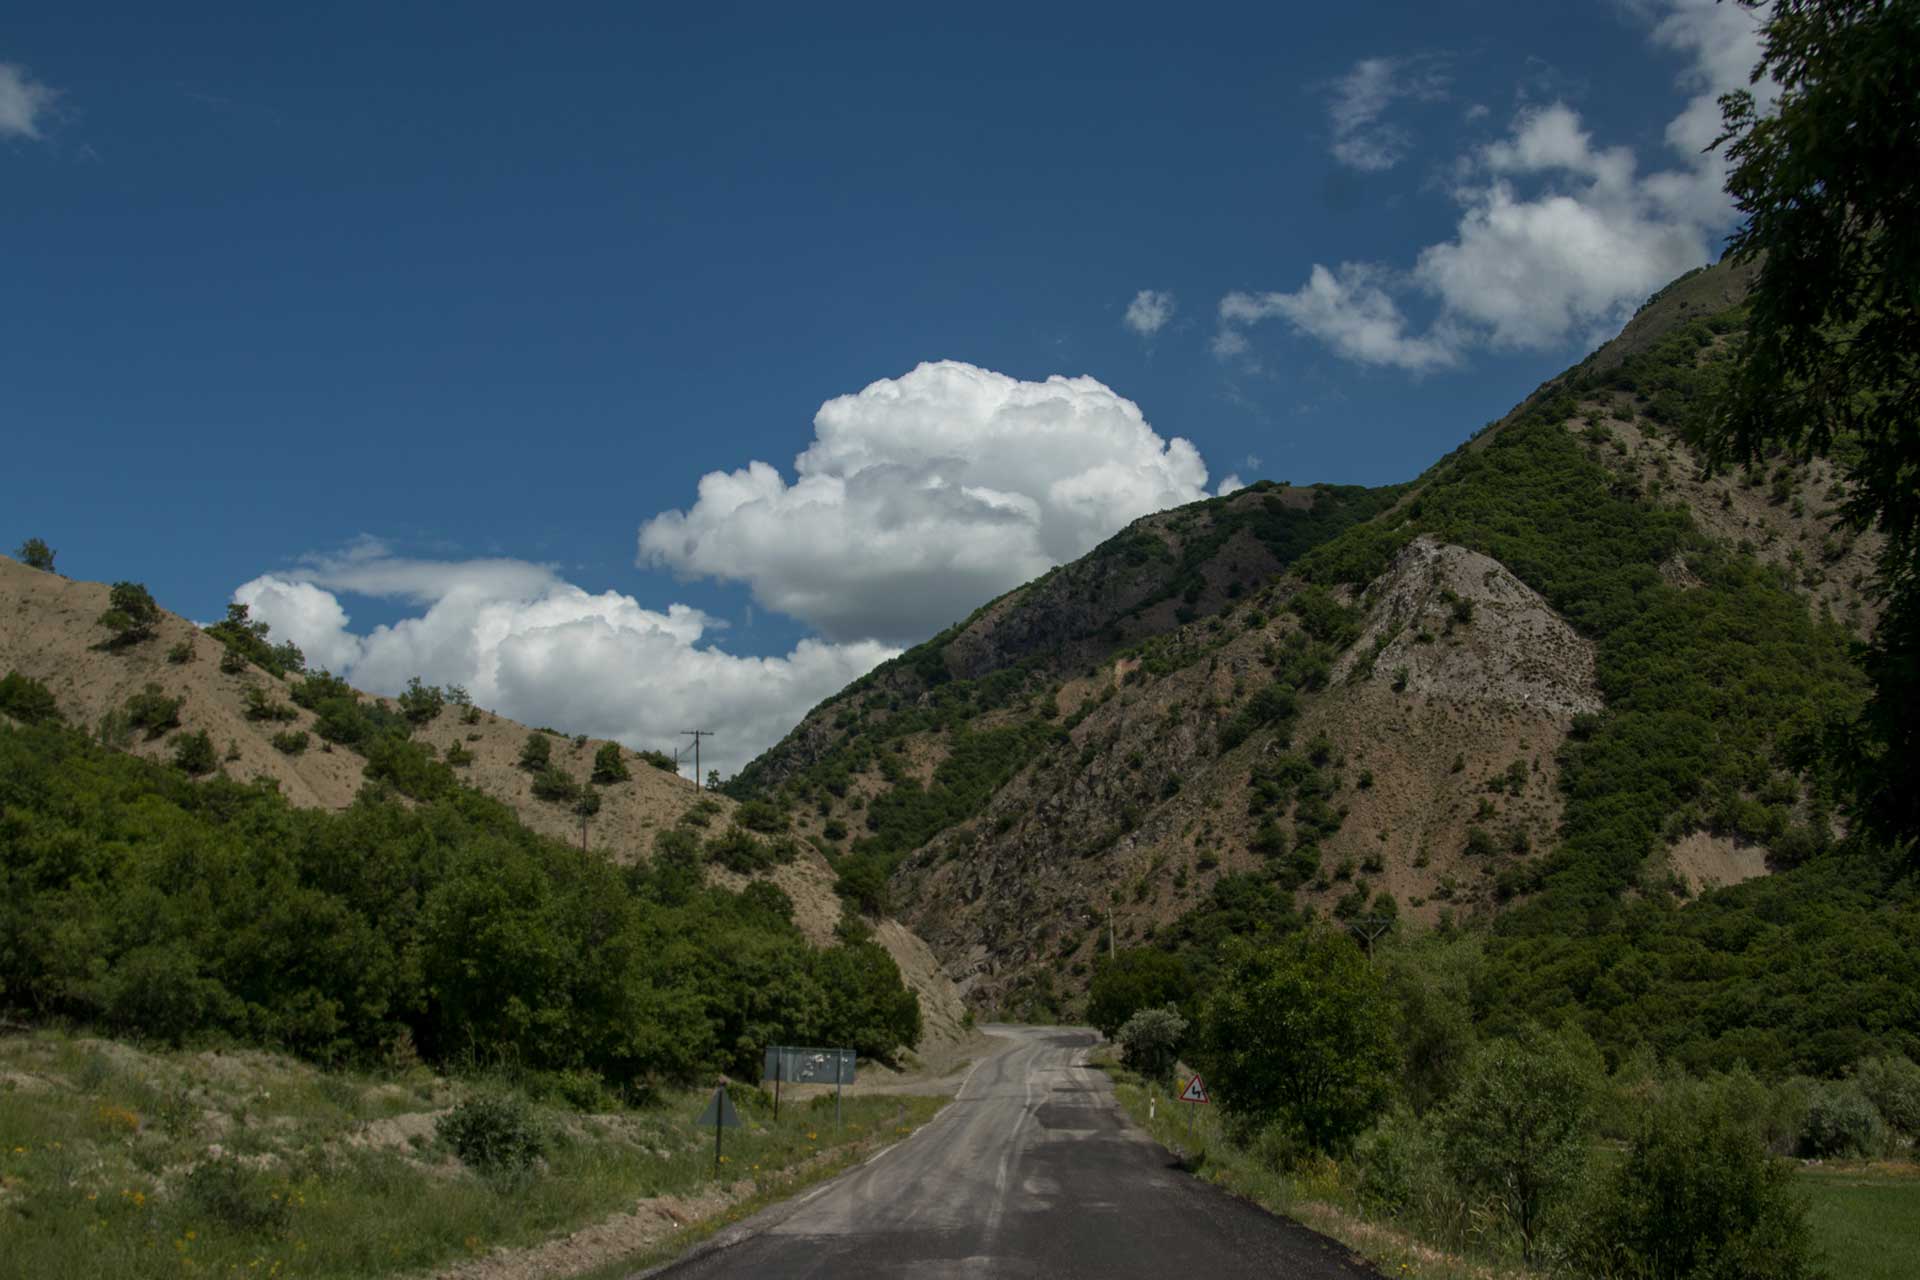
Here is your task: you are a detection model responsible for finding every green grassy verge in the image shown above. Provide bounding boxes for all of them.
[1099,1058,1536,1280]
[1800,1164,1920,1280]
[572,1096,948,1279]
[0,1029,944,1280]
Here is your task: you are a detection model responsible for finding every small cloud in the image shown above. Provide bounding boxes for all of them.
[1215,474,1246,497]
[1123,289,1176,338]
[0,62,58,141]
[1210,328,1249,360]
[1244,454,1263,471]
[1327,54,1450,172]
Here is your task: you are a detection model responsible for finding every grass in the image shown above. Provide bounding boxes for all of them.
[1096,1055,1537,1280]
[1800,1163,1920,1280]
[0,1029,946,1280]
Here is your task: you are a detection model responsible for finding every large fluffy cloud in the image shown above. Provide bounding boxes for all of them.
[1220,0,1771,369]
[234,553,895,777]
[638,360,1219,644]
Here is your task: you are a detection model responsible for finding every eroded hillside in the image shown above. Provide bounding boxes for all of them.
[732,256,1876,1020]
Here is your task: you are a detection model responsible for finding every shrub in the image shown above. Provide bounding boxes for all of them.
[1353,1105,1441,1217]
[124,684,182,739]
[518,732,552,772]
[270,729,309,755]
[1436,1026,1595,1261]
[1798,1079,1886,1158]
[1117,1005,1186,1085]
[437,1092,546,1175]
[737,799,786,833]
[171,729,217,775]
[1197,929,1396,1154]
[591,741,631,784]
[205,603,305,677]
[242,684,297,722]
[97,581,161,645]
[1579,1077,1818,1280]
[1088,948,1191,1038]
[14,537,55,571]
[1853,1055,1920,1139]
[0,671,62,726]
[167,640,194,664]
[530,767,578,803]
[636,748,677,772]
[397,676,445,725]
[445,741,475,766]
[182,1157,291,1234]
[364,734,458,801]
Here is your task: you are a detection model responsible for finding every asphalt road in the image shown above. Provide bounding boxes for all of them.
[649,1025,1382,1279]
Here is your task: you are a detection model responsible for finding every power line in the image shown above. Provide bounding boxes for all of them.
[682,730,714,790]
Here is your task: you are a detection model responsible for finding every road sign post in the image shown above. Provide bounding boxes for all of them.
[696,1084,742,1175]
[1178,1073,1210,1139]
[762,1046,856,1129]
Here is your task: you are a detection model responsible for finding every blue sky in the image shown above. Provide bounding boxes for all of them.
[2,1,1767,772]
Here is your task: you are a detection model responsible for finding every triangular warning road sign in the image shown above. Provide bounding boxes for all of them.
[697,1086,742,1129]
[1179,1074,1210,1104]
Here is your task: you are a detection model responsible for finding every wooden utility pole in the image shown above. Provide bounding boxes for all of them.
[682,730,714,789]
[1344,916,1396,961]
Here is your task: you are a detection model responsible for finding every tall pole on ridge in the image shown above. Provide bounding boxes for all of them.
[682,730,713,790]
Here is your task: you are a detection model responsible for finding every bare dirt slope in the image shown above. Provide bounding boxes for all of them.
[0,556,968,1060]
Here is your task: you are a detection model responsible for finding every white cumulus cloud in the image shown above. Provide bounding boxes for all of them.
[1222,1,1771,369]
[1123,289,1176,337]
[0,62,56,140]
[234,554,895,777]
[637,360,1216,644]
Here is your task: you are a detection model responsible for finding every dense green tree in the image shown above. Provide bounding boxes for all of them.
[590,741,631,784]
[170,729,217,776]
[1436,1026,1595,1262]
[206,602,305,677]
[518,732,552,772]
[1196,929,1396,1154]
[14,537,55,572]
[1086,948,1191,1038]
[397,676,446,725]
[1117,1006,1186,1086]
[0,671,62,726]
[124,683,183,739]
[0,715,920,1083]
[1579,1075,1817,1280]
[97,581,161,646]
[1715,0,1920,859]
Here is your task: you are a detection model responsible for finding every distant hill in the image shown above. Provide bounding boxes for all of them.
[0,558,970,1052]
[727,257,1914,1075]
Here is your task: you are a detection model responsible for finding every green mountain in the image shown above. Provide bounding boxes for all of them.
[732,257,1917,1076]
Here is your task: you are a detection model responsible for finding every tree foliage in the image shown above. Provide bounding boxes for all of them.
[14,537,55,572]
[1715,0,1920,860]
[0,671,62,726]
[590,742,631,784]
[1436,1026,1596,1261]
[1087,948,1190,1038]
[1578,1074,1817,1280]
[97,581,161,646]
[0,716,921,1085]
[205,603,305,678]
[1196,929,1396,1154]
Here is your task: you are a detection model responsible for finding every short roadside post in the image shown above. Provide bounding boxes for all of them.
[696,1083,742,1175]
[1178,1073,1209,1140]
